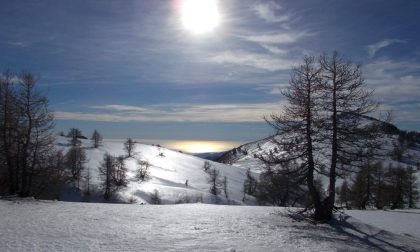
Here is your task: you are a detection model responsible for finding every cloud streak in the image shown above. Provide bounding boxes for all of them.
[55,102,286,123]
[252,1,289,23]
[366,39,405,58]
[208,50,295,71]
[365,58,420,124]
[238,32,307,45]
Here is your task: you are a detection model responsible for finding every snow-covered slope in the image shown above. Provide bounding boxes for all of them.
[1,199,419,251]
[217,137,275,173]
[217,118,420,207]
[56,137,249,205]
[346,209,420,238]
[218,120,420,176]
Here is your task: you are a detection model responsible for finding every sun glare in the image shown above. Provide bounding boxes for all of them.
[180,0,220,34]
[164,140,236,153]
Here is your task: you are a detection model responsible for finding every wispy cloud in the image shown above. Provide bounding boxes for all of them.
[55,102,286,123]
[252,1,289,23]
[254,82,289,95]
[207,50,295,71]
[91,104,150,112]
[8,41,29,47]
[260,44,286,55]
[366,39,405,58]
[365,58,420,124]
[238,32,307,45]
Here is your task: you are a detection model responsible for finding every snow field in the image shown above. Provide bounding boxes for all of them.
[0,200,419,252]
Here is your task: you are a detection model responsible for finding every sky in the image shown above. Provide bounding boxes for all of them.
[1,0,420,146]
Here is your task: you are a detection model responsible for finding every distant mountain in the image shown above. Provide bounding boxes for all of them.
[192,151,227,161]
[339,112,400,135]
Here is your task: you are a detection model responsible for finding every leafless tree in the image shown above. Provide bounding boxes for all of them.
[256,162,306,207]
[149,189,161,204]
[207,167,222,203]
[85,165,91,196]
[136,160,150,181]
[0,69,19,194]
[124,138,136,157]
[0,70,58,197]
[203,160,211,173]
[262,52,379,220]
[222,176,228,199]
[243,168,257,197]
[67,128,82,147]
[113,155,128,187]
[98,153,115,200]
[336,180,350,208]
[261,55,326,220]
[318,51,378,219]
[91,129,102,148]
[65,145,87,188]
[98,153,128,200]
[406,166,419,208]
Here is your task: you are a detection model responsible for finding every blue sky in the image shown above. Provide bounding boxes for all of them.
[1,0,420,142]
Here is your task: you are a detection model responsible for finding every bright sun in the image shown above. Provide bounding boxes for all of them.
[180,0,220,34]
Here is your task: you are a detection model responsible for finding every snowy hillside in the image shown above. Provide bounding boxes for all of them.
[218,121,420,176]
[1,199,419,251]
[217,137,274,173]
[56,137,250,205]
[346,209,420,238]
[217,118,420,208]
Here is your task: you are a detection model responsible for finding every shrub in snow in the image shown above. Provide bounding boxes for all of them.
[175,194,191,204]
[149,189,161,204]
[157,146,165,157]
[135,160,151,181]
[203,161,211,173]
[195,194,203,203]
[128,191,137,204]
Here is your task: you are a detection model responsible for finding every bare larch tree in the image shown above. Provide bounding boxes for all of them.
[0,70,58,197]
[124,138,136,157]
[319,51,378,219]
[262,55,327,220]
[91,129,103,148]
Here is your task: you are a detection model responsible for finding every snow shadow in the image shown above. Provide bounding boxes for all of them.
[281,210,419,251]
[329,215,419,252]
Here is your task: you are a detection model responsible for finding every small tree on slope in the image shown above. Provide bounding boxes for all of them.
[208,168,222,203]
[98,153,114,200]
[67,128,83,147]
[65,144,87,189]
[113,155,128,187]
[124,138,136,158]
[91,129,102,148]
